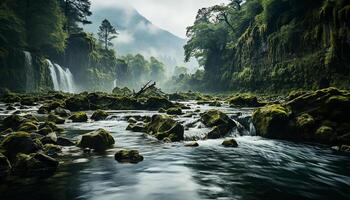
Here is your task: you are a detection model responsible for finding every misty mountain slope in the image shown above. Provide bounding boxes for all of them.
[84,6,191,70]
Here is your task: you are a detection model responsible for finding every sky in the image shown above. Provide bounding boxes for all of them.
[90,0,229,38]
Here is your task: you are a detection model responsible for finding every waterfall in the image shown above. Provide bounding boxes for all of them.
[47,59,76,93]
[113,79,117,88]
[24,51,35,92]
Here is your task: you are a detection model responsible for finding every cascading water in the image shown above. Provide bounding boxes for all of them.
[23,51,35,92]
[113,79,117,89]
[47,59,76,93]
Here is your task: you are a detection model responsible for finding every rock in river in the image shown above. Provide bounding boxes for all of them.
[146,115,184,142]
[69,112,88,122]
[12,153,59,177]
[78,129,115,151]
[114,149,144,163]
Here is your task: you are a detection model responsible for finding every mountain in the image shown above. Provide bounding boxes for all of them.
[84,5,196,73]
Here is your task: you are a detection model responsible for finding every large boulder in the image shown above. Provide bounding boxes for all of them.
[12,153,59,177]
[166,107,183,115]
[69,112,88,122]
[253,87,350,145]
[17,121,39,132]
[91,110,109,121]
[78,129,115,151]
[228,94,263,107]
[54,107,71,117]
[0,132,43,161]
[0,153,11,180]
[144,97,173,110]
[114,149,144,163]
[47,114,65,124]
[65,95,90,111]
[252,104,291,138]
[200,110,237,138]
[2,115,25,130]
[146,115,184,142]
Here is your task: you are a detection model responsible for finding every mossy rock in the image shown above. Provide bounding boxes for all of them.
[39,122,63,133]
[0,132,43,161]
[109,96,142,110]
[146,115,184,142]
[296,113,315,130]
[38,105,49,114]
[208,101,222,107]
[17,122,38,132]
[126,122,146,132]
[158,108,166,113]
[47,114,65,124]
[12,153,59,177]
[200,110,235,128]
[207,124,234,139]
[228,94,263,107]
[91,110,109,121]
[2,114,25,130]
[222,138,238,147]
[78,129,115,151]
[54,107,71,117]
[252,104,291,138]
[144,96,173,110]
[65,95,90,111]
[43,144,61,157]
[0,152,11,180]
[112,87,132,96]
[69,112,88,122]
[315,126,336,143]
[166,107,183,115]
[2,93,21,103]
[114,149,144,163]
[57,137,75,146]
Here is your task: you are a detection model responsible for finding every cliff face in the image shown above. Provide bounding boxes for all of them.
[226,2,350,92]
[0,49,53,92]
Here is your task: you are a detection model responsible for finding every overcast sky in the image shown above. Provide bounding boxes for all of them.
[90,0,229,38]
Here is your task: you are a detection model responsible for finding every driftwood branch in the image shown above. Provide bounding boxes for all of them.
[133,81,156,97]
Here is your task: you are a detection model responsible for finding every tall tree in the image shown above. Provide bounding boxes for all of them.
[98,19,118,50]
[61,0,92,33]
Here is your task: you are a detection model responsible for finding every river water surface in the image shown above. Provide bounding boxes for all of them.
[0,102,349,200]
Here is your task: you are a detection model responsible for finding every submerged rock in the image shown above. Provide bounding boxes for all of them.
[184,141,199,147]
[222,139,238,147]
[146,115,184,142]
[126,122,146,132]
[12,153,59,177]
[69,112,88,122]
[114,149,144,163]
[91,110,109,121]
[78,129,115,151]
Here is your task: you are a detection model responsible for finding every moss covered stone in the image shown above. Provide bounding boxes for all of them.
[18,121,38,132]
[200,110,235,128]
[114,149,143,163]
[78,129,115,151]
[228,94,263,107]
[0,132,43,161]
[12,153,59,177]
[0,152,11,180]
[146,115,184,142]
[222,138,238,147]
[47,113,65,124]
[91,110,109,121]
[252,104,291,138]
[69,112,88,122]
[166,107,183,115]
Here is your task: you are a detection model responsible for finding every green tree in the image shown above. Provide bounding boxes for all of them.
[149,57,165,81]
[61,0,92,33]
[98,19,118,50]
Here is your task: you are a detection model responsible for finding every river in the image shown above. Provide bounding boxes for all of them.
[0,101,349,200]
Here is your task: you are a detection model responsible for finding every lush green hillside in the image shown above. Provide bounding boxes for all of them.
[183,0,350,92]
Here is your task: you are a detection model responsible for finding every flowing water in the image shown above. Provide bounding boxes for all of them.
[23,51,35,92]
[47,60,76,93]
[0,102,349,200]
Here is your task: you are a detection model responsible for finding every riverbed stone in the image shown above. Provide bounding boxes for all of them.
[69,112,88,122]
[18,121,39,132]
[12,153,59,177]
[48,114,65,124]
[2,114,25,130]
[91,110,109,121]
[146,115,184,142]
[0,132,43,161]
[114,149,144,163]
[126,122,146,132]
[222,139,238,147]
[0,153,11,180]
[166,107,183,115]
[78,129,115,151]
[54,107,71,117]
[57,137,75,146]
[200,110,235,128]
[184,141,199,147]
[64,95,90,111]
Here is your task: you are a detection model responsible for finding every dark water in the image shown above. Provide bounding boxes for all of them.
[0,103,350,200]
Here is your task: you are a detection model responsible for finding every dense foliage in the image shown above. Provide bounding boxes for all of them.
[184,0,350,92]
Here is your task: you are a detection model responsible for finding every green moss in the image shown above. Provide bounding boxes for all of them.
[78,129,115,151]
[166,107,183,115]
[252,104,291,138]
[296,113,315,129]
[228,94,262,107]
[69,112,88,123]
